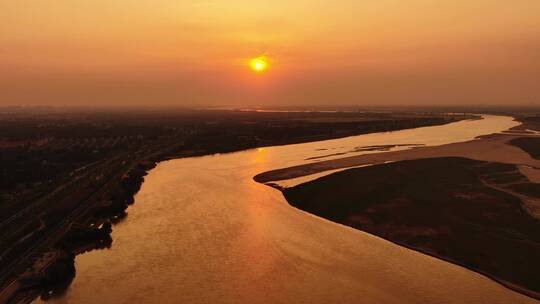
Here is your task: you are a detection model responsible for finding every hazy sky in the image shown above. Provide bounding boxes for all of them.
[1,1,539,107]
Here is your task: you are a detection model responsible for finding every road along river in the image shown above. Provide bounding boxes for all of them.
[37,115,538,304]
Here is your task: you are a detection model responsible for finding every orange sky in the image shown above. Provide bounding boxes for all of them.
[1,1,539,107]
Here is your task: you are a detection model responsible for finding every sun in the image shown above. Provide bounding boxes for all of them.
[249,56,268,72]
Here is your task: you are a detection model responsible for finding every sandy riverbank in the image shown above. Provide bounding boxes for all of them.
[255,133,540,217]
[256,133,540,182]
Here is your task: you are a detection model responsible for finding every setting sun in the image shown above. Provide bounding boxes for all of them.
[250,57,268,72]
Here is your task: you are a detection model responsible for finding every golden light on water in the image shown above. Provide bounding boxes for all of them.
[250,57,268,72]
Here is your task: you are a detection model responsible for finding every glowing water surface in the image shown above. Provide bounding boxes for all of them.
[39,115,538,304]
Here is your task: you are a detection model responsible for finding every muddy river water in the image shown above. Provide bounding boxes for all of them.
[38,115,538,304]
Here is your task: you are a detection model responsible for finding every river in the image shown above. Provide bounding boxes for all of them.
[37,115,538,304]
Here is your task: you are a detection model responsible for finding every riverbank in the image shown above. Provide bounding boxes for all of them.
[282,157,540,300]
[255,133,540,186]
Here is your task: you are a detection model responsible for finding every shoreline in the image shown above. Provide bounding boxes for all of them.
[254,133,540,185]
[354,223,540,301]
[277,157,540,300]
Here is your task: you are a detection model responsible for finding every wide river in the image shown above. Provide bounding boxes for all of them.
[39,115,538,304]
